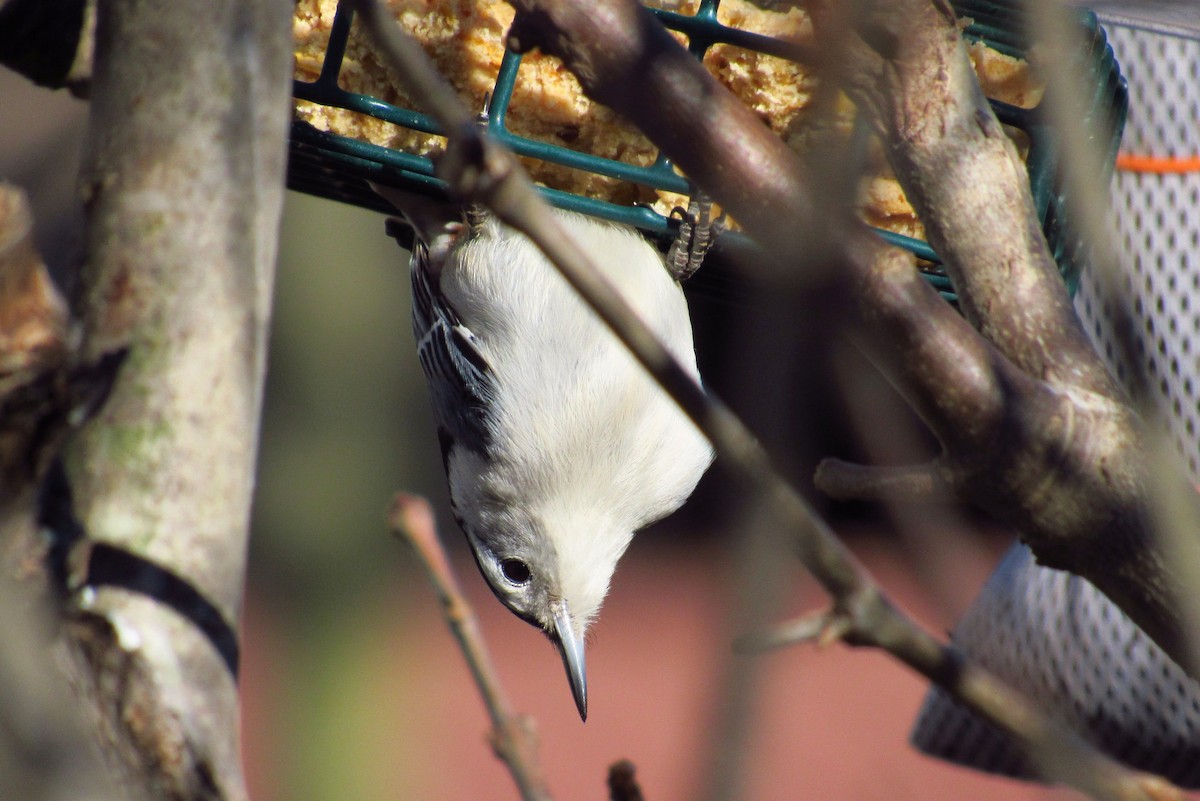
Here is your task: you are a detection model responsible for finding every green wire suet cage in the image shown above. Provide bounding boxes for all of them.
[288,0,1127,300]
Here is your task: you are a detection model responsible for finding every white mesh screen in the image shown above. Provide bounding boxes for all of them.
[914,22,1200,785]
[1074,25,1200,482]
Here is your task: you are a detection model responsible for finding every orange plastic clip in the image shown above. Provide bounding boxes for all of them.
[1116,154,1200,174]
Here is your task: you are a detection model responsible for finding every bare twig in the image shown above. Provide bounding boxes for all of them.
[733,609,852,654]
[607,759,645,801]
[814,458,948,502]
[350,1,1185,797]
[390,494,552,801]
[828,342,992,621]
[347,0,471,130]
[499,0,1188,676]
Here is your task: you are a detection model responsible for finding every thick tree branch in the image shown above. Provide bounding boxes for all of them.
[42,1,293,798]
[809,0,1116,397]
[808,0,1192,670]
[352,2,1182,797]
[493,0,1191,674]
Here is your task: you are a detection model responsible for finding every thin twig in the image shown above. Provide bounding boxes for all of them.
[814,458,949,502]
[607,759,645,801]
[347,0,472,131]
[389,494,553,801]
[354,2,1184,798]
[733,609,852,654]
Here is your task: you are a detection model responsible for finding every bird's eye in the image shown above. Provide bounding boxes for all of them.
[500,558,531,585]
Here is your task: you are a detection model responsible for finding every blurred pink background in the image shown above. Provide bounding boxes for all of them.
[240,533,1091,801]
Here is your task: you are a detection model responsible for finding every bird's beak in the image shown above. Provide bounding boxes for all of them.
[551,601,588,721]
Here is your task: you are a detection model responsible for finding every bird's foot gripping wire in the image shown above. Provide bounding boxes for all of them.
[464,202,490,235]
[666,191,727,282]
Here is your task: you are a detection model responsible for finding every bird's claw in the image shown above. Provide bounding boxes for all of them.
[666,191,727,282]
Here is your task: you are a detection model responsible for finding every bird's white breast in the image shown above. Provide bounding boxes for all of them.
[441,210,711,534]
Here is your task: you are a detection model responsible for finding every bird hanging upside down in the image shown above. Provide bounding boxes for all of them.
[377,186,714,720]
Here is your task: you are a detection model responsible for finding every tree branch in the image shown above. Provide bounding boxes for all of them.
[390,494,553,801]
[351,1,1183,796]
[0,184,120,801]
[0,184,69,517]
[814,458,949,502]
[503,0,852,286]
[808,0,1193,671]
[43,1,293,798]
[487,0,1191,675]
[809,0,1116,396]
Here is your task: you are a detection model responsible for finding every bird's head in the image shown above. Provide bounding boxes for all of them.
[460,489,633,722]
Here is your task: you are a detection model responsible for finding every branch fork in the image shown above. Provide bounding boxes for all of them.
[353,1,1187,797]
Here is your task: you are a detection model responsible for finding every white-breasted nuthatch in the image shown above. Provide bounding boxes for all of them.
[377,187,714,720]
[912,541,1200,786]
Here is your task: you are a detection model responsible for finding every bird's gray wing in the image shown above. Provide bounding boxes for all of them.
[410,240,495,457]
[911,542,1200,787]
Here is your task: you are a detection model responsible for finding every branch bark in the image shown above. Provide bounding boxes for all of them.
[501,0,1193,675]
[0,184,69,518]
[351,2,1185,797]
[807,0,1193,670]
[23,1,295,798]
[0,184,121,801]
[390,494,553,801]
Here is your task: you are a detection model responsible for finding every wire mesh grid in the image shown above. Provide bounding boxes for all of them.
[287,0,1127,299]
[1074,23,1200,480]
